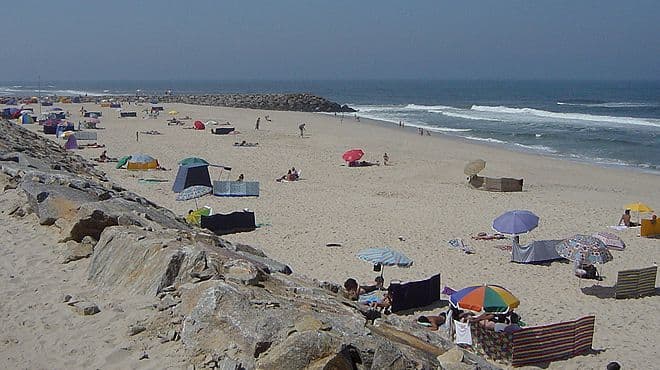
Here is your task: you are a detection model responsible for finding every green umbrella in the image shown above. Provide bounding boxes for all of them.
[115,155,131,169]
[179,157,209,166]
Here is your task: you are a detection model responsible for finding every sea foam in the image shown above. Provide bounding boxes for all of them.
[471,105,660,128]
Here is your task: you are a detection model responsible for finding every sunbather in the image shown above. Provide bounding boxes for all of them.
[344,277,384,300]
[348,160,380,167]
[619,209,638,227]
[472,232,506,240]
[417,312,447,331]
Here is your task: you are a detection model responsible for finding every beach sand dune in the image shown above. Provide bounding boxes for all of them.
[14,102,660,368]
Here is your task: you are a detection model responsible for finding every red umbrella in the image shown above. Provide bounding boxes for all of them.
[342,149,364,162]
[193,120,205,130]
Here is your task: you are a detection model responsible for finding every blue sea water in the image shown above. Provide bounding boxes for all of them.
[2,80,659,172]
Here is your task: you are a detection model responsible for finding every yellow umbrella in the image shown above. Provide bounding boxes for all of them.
[168,110,178,115]
[625,202,653,213]
[624,202,653,224]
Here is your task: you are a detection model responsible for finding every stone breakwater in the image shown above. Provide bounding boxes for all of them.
[0,119,496,370]
[8,93,357,113]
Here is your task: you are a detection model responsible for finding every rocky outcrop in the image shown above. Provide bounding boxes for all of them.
[9,93,356,112]
[0,120,499,370]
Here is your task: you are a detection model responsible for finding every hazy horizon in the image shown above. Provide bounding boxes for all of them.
[1,1,658,81]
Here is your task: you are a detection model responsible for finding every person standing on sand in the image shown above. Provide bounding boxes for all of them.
[299,123,306,137]
[255,117,260,130]
[383,153,389,165]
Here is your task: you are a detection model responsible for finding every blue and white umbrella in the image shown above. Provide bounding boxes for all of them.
[357,247,413,278]
[176,185,212,202]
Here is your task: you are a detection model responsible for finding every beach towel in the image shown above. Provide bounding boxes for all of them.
[358,291,381,305]
[448,238,475,254]
[454,320,473,346]
[608,225,631,231]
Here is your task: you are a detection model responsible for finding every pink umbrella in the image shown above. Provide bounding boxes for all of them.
[342,149,364,162]
[592,231,626,251]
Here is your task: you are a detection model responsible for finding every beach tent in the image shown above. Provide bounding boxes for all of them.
[110,102,121,108]
[64,135,78,150]
[5,98,17,105]
[126,153,159,170]
[19,114,34,124]
[41,100,53,106]
[72,96,81,103]
[511,240,563,264]
[172,163,212,193]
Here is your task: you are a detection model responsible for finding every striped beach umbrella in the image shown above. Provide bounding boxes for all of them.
[357,247,412,278]
[357,247,413,268]
[450,285,520,313]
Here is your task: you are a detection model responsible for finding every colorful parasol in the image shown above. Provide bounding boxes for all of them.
[450,285,520,313]
[556,234,613,265]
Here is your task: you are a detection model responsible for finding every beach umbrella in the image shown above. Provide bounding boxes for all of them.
[51,107,63,111]
[624,202,653,224]
[168,110,178,115]
[176,185,212,208]
[492,210,539,235]
[115,155,131,169]
[357,247,412,278]
[342,149,365,162]
[449,285,520,313]
[592,231,626,251]
[556,234,613,265]
[464,159,486,176]
[625,202,653,213]
[193,120,205,130]
[179,157,209,166]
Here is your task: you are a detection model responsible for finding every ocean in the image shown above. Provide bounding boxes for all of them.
[2,80,659,173]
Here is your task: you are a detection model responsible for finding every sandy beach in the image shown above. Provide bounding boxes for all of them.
[11,101,660,369]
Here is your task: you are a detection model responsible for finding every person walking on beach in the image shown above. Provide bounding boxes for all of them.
[383,152,389,165]
[299,123,306,137]
[255,117,260,130]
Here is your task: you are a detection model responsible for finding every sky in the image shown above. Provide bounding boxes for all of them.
[1,0,659,81]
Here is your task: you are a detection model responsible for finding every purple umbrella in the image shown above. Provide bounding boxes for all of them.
[492,210,539,235]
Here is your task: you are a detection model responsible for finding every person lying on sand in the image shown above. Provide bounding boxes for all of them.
[348,160,380,167]
[471,232,507,240]
[140,130,162,135]
[417,312,447,331]
[233,140,259,147]
[81,143,105,148]
[276,168,300,182]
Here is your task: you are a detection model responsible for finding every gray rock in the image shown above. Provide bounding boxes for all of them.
[71,301,100,316]
[157,294,179,311]
[128,325,146,336]
[61,240,94,263]
[20,180,97,225]
[223,260,261,286]
[256,331,340,369]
